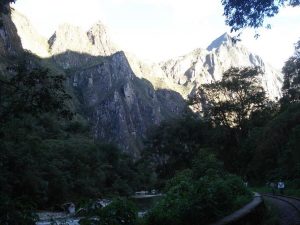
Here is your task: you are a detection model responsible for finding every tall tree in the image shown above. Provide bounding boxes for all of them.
[190,67,269,132]
[281,40,300,104]
[221,0,300,32]
[0,62,73,122]
[0,0,15,14]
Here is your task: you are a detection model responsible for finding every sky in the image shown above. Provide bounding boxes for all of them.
[13,0,300,70]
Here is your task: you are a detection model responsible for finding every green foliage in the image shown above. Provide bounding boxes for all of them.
[146,65,299,187]
[0,195,37,225]
[281,40,300,104]
[0,0,15,14]
[0,62,73,122]
[259,200,280,225]
[0,115,141,223]
[248,103,300,182]
[79,198,138,225]
[145,151,252,225]
[143,44,300,225]
[190,67,269,131]
[0,118,141,206]
[0,61,146,223]
[221,0,300,32]
[143,116,214,185]
[186,67,277,177]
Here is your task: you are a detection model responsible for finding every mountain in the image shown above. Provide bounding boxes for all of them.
[8,11,186,156]
[10,9,49,58]
[7,10,283,155]
[161,33,282,100]
[66,50,186,157]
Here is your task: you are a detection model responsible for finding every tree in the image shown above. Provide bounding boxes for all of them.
[248,103,300,182]
[146,151,251,225]
[221,0,300,32]
[190,67,269,132]
[0,0,16,14]
[0,62,73,122]
[143,116,213,184]
[281,40,300,104]
[79,198,138,225]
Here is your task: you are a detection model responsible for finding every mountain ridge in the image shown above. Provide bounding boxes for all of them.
[6,8,283,154]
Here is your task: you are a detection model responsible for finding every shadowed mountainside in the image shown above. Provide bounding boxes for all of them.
[53,50,187,157]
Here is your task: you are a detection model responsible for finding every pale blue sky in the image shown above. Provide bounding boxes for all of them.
[13,0,300,69]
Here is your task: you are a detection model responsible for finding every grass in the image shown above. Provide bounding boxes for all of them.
[260,199,280,225]
[250,186,300,198]
[232,194,253,211]
[284,188,300,198]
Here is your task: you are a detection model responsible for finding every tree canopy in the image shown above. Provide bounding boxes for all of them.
[0,62,73,122]
[282,40,300,104]
[190,67,269,131]
[0,0,15,14]
[221,0,300,32]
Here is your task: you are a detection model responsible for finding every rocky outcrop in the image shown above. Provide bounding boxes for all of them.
[87,22,117,56]
[48,22,118,69]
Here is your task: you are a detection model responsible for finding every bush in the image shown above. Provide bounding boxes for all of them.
[145,152,252,225]
[79,198,138,225]
[0,196,37,225]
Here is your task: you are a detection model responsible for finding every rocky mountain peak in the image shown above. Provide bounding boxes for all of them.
[88,21,107,34]
[47,21,118,60]
[87,21,118,56]
[207,32,236,51]
[48,23,93,54]
[161,32,282,100]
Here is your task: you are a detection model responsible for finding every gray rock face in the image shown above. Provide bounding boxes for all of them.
[68,51,185,156]
[87,22,117,56]
[161,33,283,100]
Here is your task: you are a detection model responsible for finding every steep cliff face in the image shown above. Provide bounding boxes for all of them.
[43,23,186,156]
[68,51,186,156]
[161,33,283,100]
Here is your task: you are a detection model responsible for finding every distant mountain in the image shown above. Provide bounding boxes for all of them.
[7,10,283,155]
[161,33,282,100]
[207,32,234,51]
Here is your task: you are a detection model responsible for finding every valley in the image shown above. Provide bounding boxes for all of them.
[0,2,299,225]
